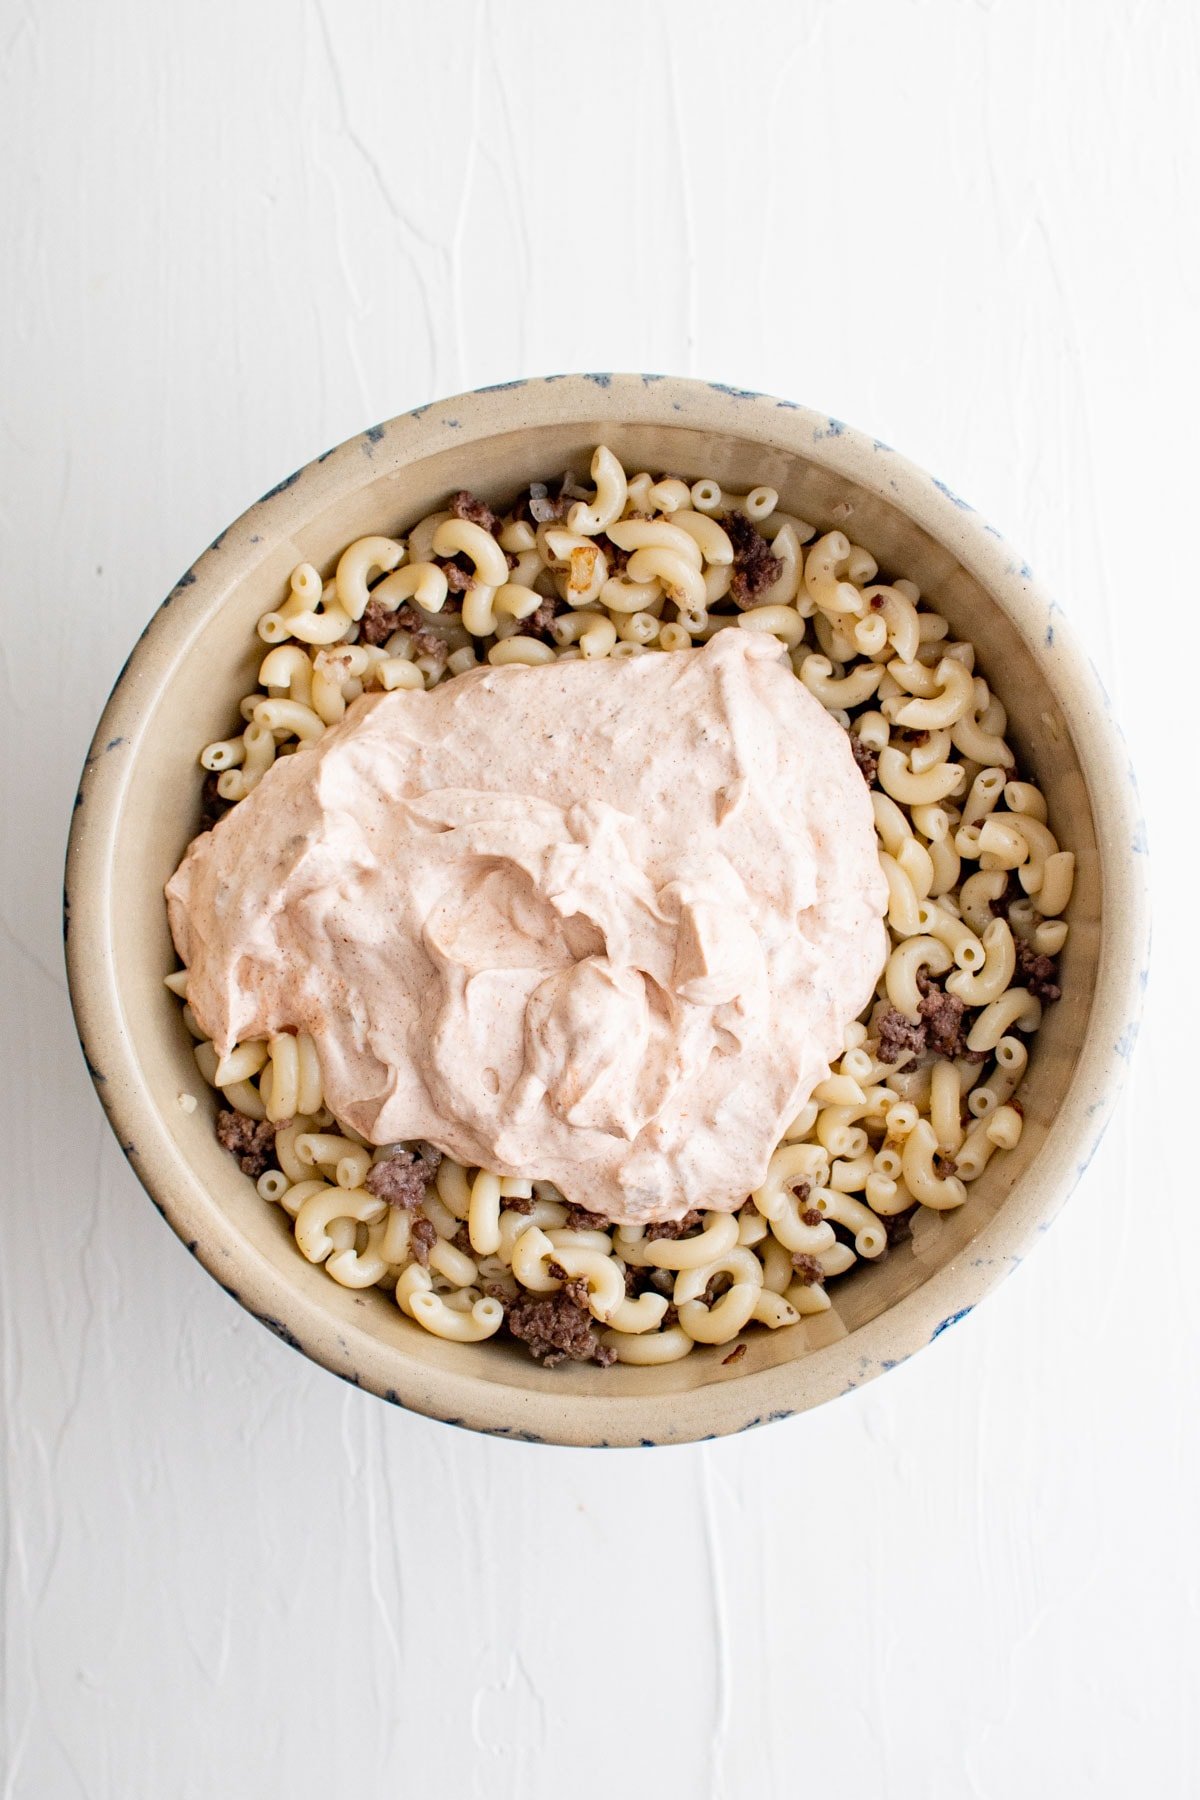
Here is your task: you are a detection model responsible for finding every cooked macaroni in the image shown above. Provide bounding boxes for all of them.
[175,452,1070,1369]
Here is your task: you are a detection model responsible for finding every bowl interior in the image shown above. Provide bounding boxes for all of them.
[91,411,1101,1427]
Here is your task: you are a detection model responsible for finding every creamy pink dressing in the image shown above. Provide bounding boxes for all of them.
[167,631,888,1223]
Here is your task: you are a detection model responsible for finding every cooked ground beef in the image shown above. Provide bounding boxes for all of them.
[523,591,565,640]
[503,1192,535,1214]
[436,555,473,592]
[878,982,984,1064]
[645,1209,703,1241]
[876,1007,927,1065]
[506,1279,616,1367]
[934,1151,959,1179]
[791,1252,826,1287]
[724,510,783,607]
[359,596,399,645]
[918,983,972,1058]
[364,1149,440,1210]
[396,603,449,665]
[359,598,449,664]
[215,1109,278,1178]
[600,536,631,575]
[661,1302,679,1329]
[722,1342,747,1365]
[801,1206,823,1228]
[563,1204,608,1231]
[408,1214,438,1266]
[849,734,878,785]
[449,489,502,537]
[200,772,232,833]
[1014,939,1062,1003]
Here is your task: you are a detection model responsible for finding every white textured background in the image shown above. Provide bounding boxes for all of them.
[3,2,1197,1795]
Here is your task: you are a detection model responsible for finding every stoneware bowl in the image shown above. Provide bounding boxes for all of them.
[65,375,1149,1446]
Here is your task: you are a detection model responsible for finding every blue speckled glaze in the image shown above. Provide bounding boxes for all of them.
[930,1307,974,1342]
[259,467,304,502]
[931,476,974,511]
[582,372,613,388]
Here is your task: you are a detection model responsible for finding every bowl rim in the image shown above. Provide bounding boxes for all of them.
[63,373,1150,1446]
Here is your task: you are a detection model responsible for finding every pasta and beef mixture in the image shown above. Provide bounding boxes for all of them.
[168,448,1071,1370]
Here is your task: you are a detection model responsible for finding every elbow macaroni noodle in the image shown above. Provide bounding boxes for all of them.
[177,447,1072,1366]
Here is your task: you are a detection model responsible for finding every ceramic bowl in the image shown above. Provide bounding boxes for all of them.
[64,375,1149,1446]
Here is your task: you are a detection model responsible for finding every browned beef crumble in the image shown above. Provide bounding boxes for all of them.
[408,1215,438,1266]
[506,1279,616,1366]
[602,537,632,575]
[724,510,783,607]
[502,1192,535,1215]
[395,603,449,665]
[215,1109,279,1178]
[200,771,232,833]
[849,734,878,785]
[645,1209,703,1242]
[791,1252,826,1287]
[359,597,396,646]
[452,1225,474,1254]
[934,1152,959,1180]
[546,1259,568,1282]
[563,1204,608,1231]
[448,489,503,537]
[722,1342,748,1366]
[877,980,986,1064]
[365,1149,440,1210]
[661,1302,680,1329]
[1014,939,1062,1003]
[918,983,973,1059]
[436,555,473,593]
[360,597,450,663]
[801,1206,823,1228]
[876,1007,927,1065]
[523,592,565,640]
